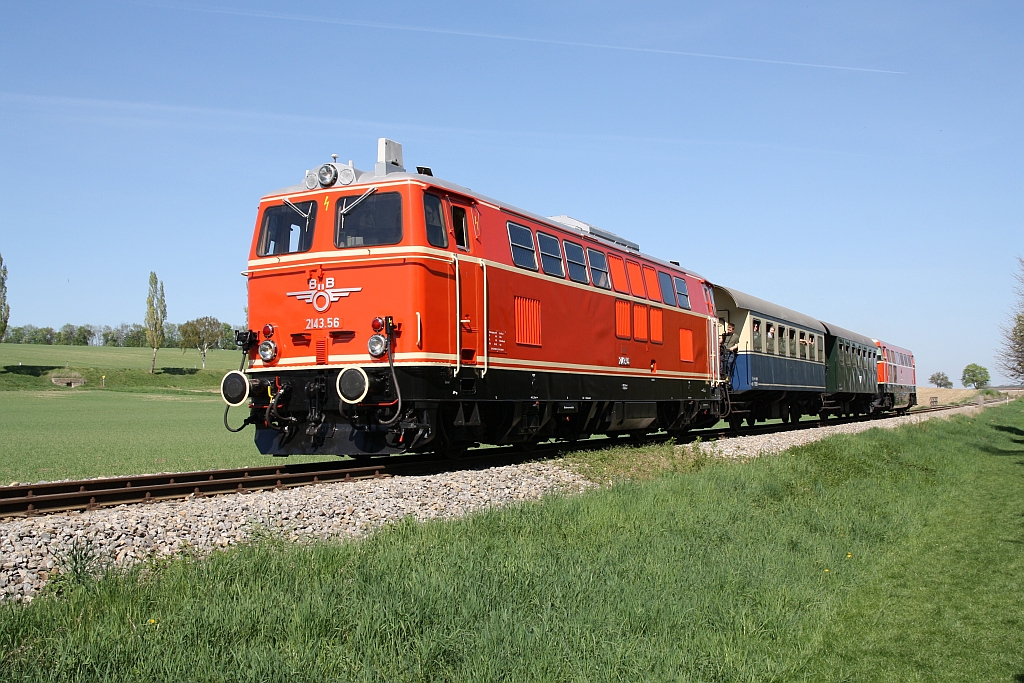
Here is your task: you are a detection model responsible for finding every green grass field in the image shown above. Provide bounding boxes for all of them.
[0,343,240,371]
[1,402,1021,681]
[0,391,336,483]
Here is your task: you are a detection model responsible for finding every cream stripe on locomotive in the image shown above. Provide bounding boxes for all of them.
[248,246,714,322]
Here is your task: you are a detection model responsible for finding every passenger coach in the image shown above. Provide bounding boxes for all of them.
[221,139,723,456]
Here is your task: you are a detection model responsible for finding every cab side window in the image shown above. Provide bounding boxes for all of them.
[452,205,469,250]
[423,194,447,248]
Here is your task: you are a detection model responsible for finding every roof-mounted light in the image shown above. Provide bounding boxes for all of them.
[317,163,338,187]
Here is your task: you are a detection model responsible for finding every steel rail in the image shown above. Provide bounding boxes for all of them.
[0,400,1001,518]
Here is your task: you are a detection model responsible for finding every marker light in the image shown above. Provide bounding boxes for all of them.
[367,334,388,358]
[262,324,274,339]
[371,317,385,333]
[258,340,277,362]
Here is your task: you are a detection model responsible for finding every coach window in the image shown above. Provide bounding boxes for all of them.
[258,201,316,256]
[451,205,470,250]
[423,194,447,248]
[587,249,611,289]
[789,329,797,356]
[799,332,807,359]
[563,241,589,284]
[752,319,762,352]
[777,326,786,356]
[766,323,775,353]
[335,192,402,248]
[657,272,676,306]
[507,223,538,270]
[672,277,691,309]
[807,334,815,360]
[817,336,824,361]
[536,233,565,278]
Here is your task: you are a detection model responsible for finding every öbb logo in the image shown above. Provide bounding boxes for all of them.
[286,277,362,313]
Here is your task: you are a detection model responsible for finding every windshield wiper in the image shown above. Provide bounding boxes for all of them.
[282,198,310,220]
[338,187,377,216]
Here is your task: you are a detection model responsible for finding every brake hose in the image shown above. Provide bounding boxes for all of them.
[223,348,252,433]
[378,330,403,426]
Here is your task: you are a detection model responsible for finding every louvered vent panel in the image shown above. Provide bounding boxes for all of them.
[615,300,631,339]
[315,339,327,364]
[633,304,648,342]
[650,307,663,343]
[679,328,694,362]
[515,296,542,346]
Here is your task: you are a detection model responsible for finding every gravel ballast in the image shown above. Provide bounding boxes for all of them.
[0,403,998,602]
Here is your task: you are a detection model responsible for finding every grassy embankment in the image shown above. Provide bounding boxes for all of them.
[1,401,1021,681]
[0,344,337,481]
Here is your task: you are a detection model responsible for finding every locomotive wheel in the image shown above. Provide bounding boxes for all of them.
[789,405,800,424]
[745,416,756,427]
[728,416,742,432]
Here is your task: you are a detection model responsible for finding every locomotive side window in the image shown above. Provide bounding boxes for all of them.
[423,194,447,248]
[451,205,469,250]
[563,241,589,284]
[673,277,691,309]
[657,272,676,306]
[507,223,538,270]
[335,192,402,248]
[536,232,565,278]
[607,255,630,294]
[587,249,611,289]
[257,201,316,256]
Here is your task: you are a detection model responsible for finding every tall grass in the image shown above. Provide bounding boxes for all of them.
[1,404,1022,681]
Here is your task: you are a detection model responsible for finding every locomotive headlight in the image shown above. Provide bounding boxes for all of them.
[367,334,389,358]
[338,166,356,185]
[317,163,338,187]
[258,340,278,362]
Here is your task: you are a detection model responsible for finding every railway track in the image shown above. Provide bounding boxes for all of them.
[0,400,1001,518]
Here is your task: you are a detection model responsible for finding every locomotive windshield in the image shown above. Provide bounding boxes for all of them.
[335,191,403,248]
[257,201,316,256]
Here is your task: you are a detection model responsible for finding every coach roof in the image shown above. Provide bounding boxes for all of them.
[713,285,827,333]
[821,322,876,347]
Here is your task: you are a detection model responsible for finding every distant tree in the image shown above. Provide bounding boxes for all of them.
[179,316,222,369]
[73,325,93,346]
[219,322,236,350]
[101,326,119,346]
[55,323,76,345]
[162,322,180,349]
[929,371,953,389]
[0,252,9,343]
[26,326,55,345]
[998,256,1024,383]
[144,273,166,374]
[2,325,24,343]
[961,364,990,389]
[123,324,147,348]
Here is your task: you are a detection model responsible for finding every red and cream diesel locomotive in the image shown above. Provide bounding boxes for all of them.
[220,139,724,456]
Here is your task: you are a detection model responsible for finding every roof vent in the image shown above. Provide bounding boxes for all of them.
[547,215,639,252]
[375,138,405,176]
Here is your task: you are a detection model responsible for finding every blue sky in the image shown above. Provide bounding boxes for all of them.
[1,1,1021,384]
